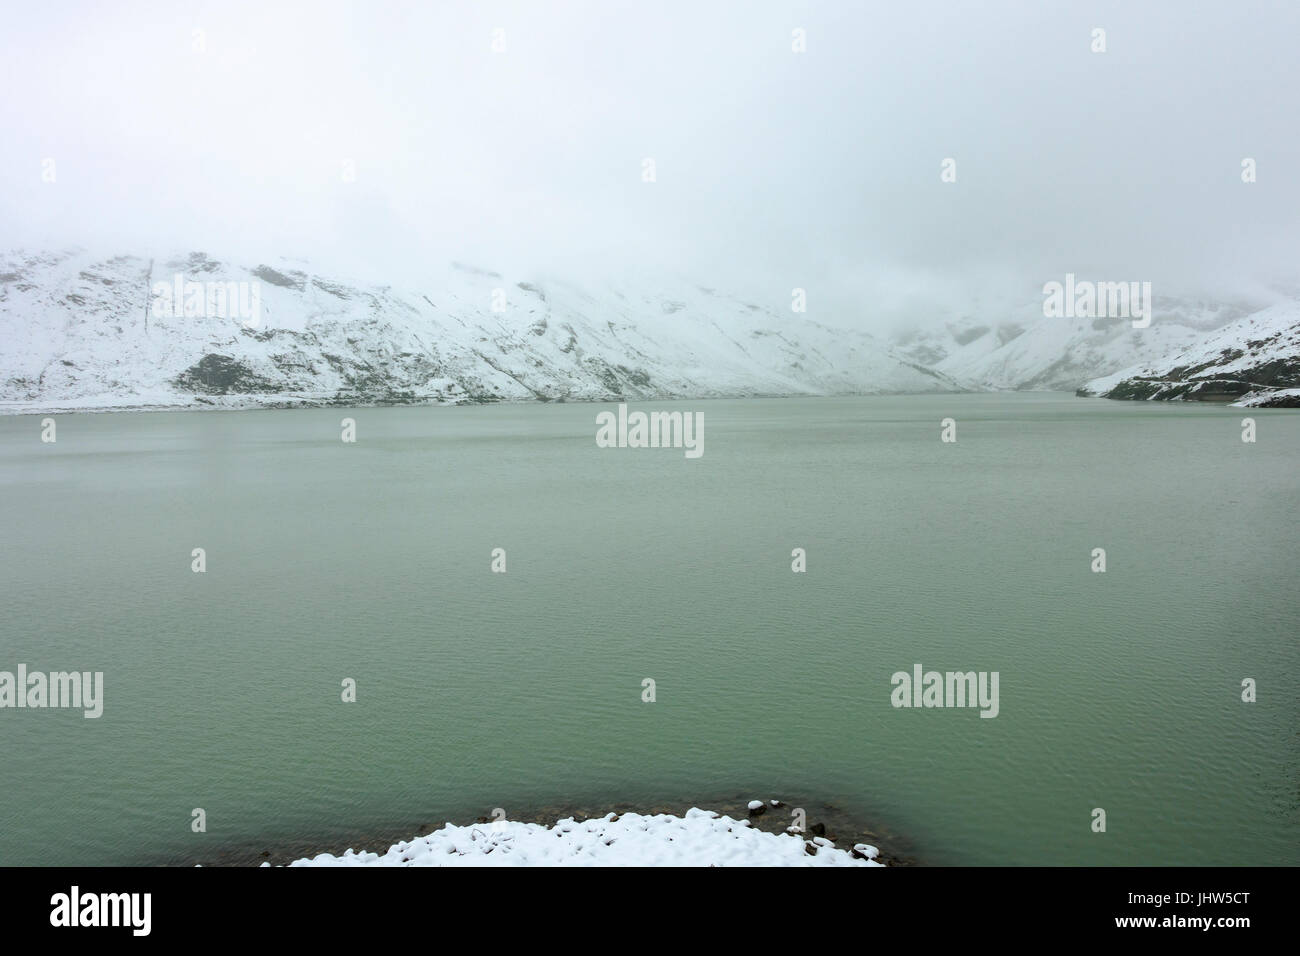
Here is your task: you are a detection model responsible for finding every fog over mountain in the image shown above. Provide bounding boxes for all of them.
[0,248,963,412]
[3,0,1299,336]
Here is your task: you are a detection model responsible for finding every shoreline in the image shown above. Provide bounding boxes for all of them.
[0,388,980,418]
[163,793,921,868]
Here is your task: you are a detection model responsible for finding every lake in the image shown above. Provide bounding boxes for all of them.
[0,393,1295,865]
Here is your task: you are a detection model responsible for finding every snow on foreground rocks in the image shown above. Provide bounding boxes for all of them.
[279,808,885,867]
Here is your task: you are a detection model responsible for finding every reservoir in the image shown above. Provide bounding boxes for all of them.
[0,393,1295,866]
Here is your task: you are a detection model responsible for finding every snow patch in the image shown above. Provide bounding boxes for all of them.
[280,809,885,867]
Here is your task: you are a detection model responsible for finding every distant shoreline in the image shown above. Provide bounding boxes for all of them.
[0,388,983,418]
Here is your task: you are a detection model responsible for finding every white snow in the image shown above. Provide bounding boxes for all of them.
[279,808,884,867]
[1237,387,1300,407]
[8,249,1291,408]
[890,294,1259,391]
[1078,300,1300,400]
[747,800,764,810]
[0,248,963,413]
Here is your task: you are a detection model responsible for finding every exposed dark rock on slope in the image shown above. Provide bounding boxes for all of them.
[1077,303,1300,407]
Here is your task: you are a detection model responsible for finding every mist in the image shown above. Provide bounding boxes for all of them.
[3,0,1298,330]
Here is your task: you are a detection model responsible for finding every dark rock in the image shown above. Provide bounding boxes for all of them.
[175,354,279,394]
[251,265,304,290]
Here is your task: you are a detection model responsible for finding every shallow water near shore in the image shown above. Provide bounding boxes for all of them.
[172,792,918,867]
[1,393,1296,866]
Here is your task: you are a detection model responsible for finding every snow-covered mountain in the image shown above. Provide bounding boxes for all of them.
[1077,301,1300,407]
[0,249,963,413]
[889,295,1263,392]
[8,249,1292,413]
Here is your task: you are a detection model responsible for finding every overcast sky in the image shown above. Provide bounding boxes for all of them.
[3,0,1298,327]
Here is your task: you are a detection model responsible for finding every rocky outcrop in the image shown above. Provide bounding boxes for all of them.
[1077,302,1300,406]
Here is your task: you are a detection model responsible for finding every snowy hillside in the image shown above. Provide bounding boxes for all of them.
[1077,301,1300,407]
[890,296,1259,392]
[0,249,961,413]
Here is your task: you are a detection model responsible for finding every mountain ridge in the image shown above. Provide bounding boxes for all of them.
[0,248,965,414]
[4,248,1297,413]
[1077,301,1300,407]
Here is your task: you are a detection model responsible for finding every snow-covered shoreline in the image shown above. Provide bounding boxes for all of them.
[0,387,964,417]
[1077,301,1300,406]
[277,808,884,867]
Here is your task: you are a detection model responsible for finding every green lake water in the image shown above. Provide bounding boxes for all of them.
[0,393,1295,865]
